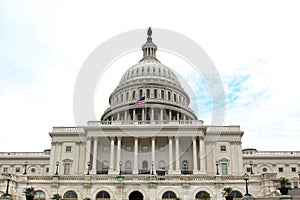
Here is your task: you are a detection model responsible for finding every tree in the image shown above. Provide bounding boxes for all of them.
[222,187,233,200]
[277,177,292,195]
[51,193,62,200]
[23,186,36,200]
[199,193,211,200]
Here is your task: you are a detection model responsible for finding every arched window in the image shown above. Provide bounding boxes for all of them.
[231,191,243,200]
[126,92,129,101]
[174,94,177,102]
[142,160,148,169]
[121,94,123,102]
[162,191,176,199]
[195,191,210,200]
[161,90,164,99]
[64,191,77,200]
[146,89,150,98]
[154,89,157,98]
[139,89,143,98]
[96,191,110,199]
[159,160,165,169]
[102,161,108,173]
[168,92,171,100]
[125,160,132,174]
[132,90,136,100]
[34,191,45,200]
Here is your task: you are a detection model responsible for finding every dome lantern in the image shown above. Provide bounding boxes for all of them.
[142,27,158,60]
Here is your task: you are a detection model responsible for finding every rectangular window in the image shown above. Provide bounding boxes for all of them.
[142,146,149,152]
[294,181,299,188]
[64,163,71,175]
[15,167,20,173]
[46,167,49,173]
[3,167,8,173]
[292,167,297,172]
[103,146,109,152]
[126,145,132,152]
[278,167,283,172]
[221,163,228,175]
[66,146,72,152]
[181,145,188,152]
[246,167,251,173]
[159,145,165,152]
[220,145,226,151]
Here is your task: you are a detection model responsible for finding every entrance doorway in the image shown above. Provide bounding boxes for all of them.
[129,191,144,200]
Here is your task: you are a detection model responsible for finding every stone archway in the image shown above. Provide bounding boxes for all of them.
[129,191,144,200]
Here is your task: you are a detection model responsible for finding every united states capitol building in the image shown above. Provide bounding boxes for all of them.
[1,28,300,200]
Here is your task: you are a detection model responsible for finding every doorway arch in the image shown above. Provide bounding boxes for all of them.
[129,191,144,200]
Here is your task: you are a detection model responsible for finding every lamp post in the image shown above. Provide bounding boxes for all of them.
[119,161,122,175]
[55,161,59,176]
[151,161,154,175]
[87,161,90,175]
[244,173,251,196]
[23,161,28,175]
[216,161,220,175]
[249,161,254,174]
[5,174,12,196]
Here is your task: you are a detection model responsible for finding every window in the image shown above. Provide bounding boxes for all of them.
[31,168,36,173]
[142,161,148,169]
[126,145,132,152]
[64,163,71,175]
[103,146,109,152]
[221,163,228,175]
[174,94,176,102]
[220,145,226,151]
[278,167,283,172]
[126,92,129,101]
[159,161,165,169]
[96,191,110,199]
[154,89,157,98]
[146,89,150,98]
[66,146,72,152]
[246,167,251,173]
[3,167,8,173]
[195,191,210,199]
[15,167,20,173]
[161,90,164,99]
[168,92,171,100]
[125,160,131,172]
[46,167,49,173]
[181,145,188,152]
[139,89,143,98]
[35,191,46,200]
[102,161,108,172]
[132,90,136,100]
[292,167,297,172]
[64,191,77,199]
[142,145,149,152]
[162,191,176,199]
[121,94,123,102]
[262,167,268,172]
[294,181,299,188]
[159,145,165,152]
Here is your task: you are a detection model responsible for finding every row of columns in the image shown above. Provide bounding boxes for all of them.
[111,108,190,121]
[85,136,206,174]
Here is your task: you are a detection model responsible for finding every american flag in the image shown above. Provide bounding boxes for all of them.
[135,96,145,105]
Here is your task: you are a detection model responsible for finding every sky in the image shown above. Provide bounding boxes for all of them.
[0,0,300,152]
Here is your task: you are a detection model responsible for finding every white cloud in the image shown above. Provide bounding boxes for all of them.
[1,0,300,151]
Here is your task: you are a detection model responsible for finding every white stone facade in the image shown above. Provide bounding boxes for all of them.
[0,28,300,200]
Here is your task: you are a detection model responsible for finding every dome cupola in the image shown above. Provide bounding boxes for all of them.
[101,27,197,122]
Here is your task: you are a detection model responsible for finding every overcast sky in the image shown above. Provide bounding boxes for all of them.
[1,0,300,152]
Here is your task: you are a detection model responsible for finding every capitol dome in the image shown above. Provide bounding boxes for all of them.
[101,27,197,122]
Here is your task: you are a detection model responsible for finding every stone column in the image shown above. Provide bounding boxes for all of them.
[177,112,179,120]
[142,108,145,121]
[151,108,154,122]
[133,137,139,174]
[117,113,120,121]
[92,137,98,174]
[133,109,136,121]
[109,137,115,173]
[151,137,156,173]
[117,137,122,172]
[124,111,128,121]
[160,108,163,121]
[192,137,198,172]
[175,136,180,172]
[85,138,91,167]
[168,136,174,173]
[169,110,172,120]
[199,137,206,173]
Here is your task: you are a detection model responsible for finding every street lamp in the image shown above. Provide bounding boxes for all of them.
[249,161,254,174]
[243,173,251,196]
[23,161,28,175]
[216,161,220,175]
[5,174,12,196]
[55,161,59,176]
[119,161,122,175]
[87,161,90,175]
[151,161,154,175]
